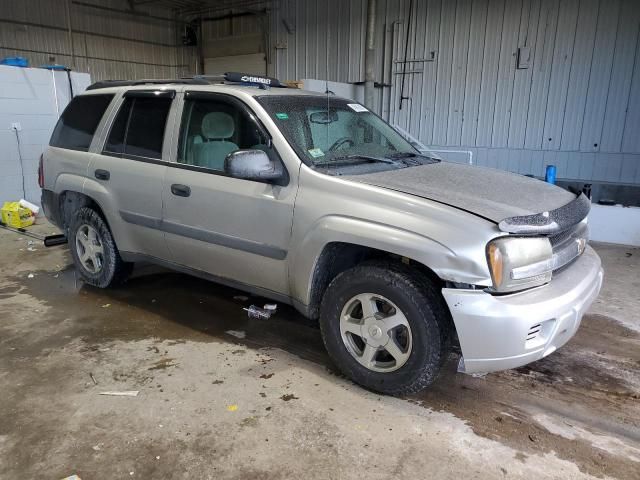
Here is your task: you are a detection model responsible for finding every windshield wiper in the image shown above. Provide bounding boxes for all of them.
[387,151,441,164]
[315,154,398,167]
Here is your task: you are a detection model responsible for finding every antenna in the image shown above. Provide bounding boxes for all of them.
[325,1,330,172]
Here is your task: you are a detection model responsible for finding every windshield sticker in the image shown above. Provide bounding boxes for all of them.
[347,103,368,113]
[275,112,289,120]
[308,148,325,158]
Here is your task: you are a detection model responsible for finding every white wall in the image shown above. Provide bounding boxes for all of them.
[0,65,90,205]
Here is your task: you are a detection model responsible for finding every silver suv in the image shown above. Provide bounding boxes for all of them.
[40,73,603,395]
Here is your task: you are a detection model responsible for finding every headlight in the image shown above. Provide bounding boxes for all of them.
[486,236,552,293]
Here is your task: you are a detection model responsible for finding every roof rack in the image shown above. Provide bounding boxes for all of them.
[86,78,210,90]
[86,72,290,91]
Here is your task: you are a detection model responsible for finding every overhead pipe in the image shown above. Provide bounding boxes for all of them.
[364,0,376,110]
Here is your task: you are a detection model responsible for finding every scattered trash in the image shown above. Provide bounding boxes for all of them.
[227,404,238,412]
[101,303,111,308]
[89,373,98,385]
[27,240,37,251]
[263,303,278,311]
[99,390,139,397]
[225,330,246,339]
[528,434,538,443]
[233,295,249,301]
[156,456,160,460]
[27,273,34,279]
[92,444,102,451]
[471,373,487,378]
[1,201,35,228]
[61,475,82,480]
[19,199,40,215]
[244,305,272,320]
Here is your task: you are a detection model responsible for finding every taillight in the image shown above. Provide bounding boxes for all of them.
[38,154,44,188]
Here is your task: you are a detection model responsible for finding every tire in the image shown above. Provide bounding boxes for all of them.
[319,260,451,395]
[68,207,132,288]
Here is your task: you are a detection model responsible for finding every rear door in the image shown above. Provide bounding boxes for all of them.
[86,90,175,260]
[161,91,296,296]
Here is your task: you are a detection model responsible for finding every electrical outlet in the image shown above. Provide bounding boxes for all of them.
[11,122,22,131]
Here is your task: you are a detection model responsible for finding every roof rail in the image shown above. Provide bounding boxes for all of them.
[86,78,210,90]
[86,73,289,91]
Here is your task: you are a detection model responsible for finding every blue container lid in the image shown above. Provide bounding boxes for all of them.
[1,56,28,67]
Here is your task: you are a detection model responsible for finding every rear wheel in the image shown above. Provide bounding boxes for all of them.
[319,261,450,395]
[68,207,132,288]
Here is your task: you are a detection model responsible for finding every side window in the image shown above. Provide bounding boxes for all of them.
[50,94,114,151]
[104,95,172,160]
[177,96,269,171]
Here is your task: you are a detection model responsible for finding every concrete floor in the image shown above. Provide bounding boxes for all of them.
[0,222,639,480]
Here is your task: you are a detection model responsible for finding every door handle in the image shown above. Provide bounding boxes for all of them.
[171,184,191,197]
[94,169,110,181]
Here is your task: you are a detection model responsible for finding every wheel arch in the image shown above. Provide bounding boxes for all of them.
[303,241,446,321]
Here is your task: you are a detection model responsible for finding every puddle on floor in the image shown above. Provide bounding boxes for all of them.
[10,262,640,479]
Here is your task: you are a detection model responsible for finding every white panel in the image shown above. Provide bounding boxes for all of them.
[431,0,457,145]
[508,0,541,148]
[601,0,640,153]
[475,0,505,147]
[541,0,578,151]
[579,0,621,152]
[460,0,489,146]
[491,0,522,147]
[446,0,472,146]
[524,0,559,149]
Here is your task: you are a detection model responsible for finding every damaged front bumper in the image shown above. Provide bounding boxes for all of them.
[442,246,603,374]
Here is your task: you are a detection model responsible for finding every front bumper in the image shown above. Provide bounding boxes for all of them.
[442,246,603,374]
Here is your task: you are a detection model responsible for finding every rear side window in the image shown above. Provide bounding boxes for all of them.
[104,95,172,160]
[50,94,113,151]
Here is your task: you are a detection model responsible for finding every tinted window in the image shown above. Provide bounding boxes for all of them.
[50,94,113,151]
[104,96,172,160]
[104,98,132,155]
[177,96,269,171]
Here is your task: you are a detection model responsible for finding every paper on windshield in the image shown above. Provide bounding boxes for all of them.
[347,103,368,113]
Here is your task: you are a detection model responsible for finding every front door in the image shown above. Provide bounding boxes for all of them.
[162,92,296,296]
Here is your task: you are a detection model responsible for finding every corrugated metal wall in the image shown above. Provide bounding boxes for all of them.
[269,0,640,185]
[0,0,190,81]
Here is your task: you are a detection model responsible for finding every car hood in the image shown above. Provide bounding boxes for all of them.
[345,161,576,223]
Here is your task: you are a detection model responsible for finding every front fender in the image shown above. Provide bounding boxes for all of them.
[289,214,491,307]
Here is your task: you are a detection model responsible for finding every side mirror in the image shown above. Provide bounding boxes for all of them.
[224,149,286,185]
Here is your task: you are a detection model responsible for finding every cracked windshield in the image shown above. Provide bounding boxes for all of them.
[258,95,437,170]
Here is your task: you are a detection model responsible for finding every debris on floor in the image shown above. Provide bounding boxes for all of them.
[89,373,98,385]
[263,303,278,312]
[99,390,139,397]
[101,303,111,308]
[233,295,249,301]
[1,200,35,228]
[225,330,246,339]
[60,475,82,480]
[226,404,238,412]
[27,273,34,278]
[244,305,273,320]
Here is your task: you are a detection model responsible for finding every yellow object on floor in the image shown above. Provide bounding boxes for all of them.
[1,201,35,228]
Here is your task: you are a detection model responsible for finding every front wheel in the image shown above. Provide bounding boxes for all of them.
[319,261,450,395]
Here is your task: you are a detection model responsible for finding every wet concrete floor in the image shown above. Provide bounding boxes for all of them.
[0,225,639,479]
